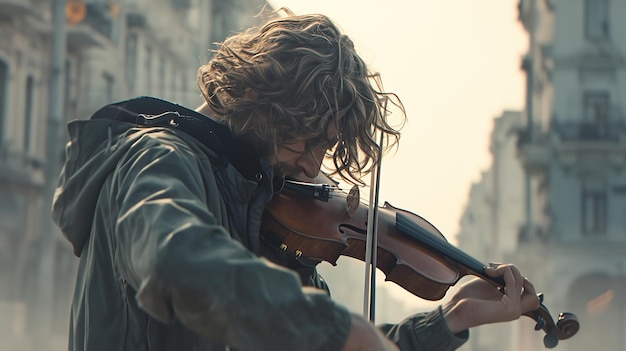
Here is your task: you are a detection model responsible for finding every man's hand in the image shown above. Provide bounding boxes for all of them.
[342,314,399,351]
[442,263,541,333]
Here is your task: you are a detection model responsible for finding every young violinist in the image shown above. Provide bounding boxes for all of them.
[52,8,540,351]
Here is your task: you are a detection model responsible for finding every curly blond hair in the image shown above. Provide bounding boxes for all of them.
[197,8,404,185]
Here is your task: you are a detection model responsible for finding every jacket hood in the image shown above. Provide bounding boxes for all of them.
[52,117,136,256]
[52,97,263,256]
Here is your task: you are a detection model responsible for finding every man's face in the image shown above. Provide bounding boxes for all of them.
[273,127,339,179]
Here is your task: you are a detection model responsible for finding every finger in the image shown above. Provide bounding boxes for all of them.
[520,292,541,313]
[522,277,537,296]
[508,265,522,280]
[502,267,528,321]
[506,266,540,317]
[520,278,541,312]
[499,266,516,299]
[484,263,504,276]
[485,262,511,278]
[510,266,524,297]
[488,262,501,268]
[486,264,523,290]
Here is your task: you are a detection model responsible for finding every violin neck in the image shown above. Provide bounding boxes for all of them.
[396,212,505,287]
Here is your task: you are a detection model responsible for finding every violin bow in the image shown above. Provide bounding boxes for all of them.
[362,132,385,322]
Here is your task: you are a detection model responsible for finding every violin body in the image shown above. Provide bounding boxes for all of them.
[261,179,580,348]
[262,182,461,300]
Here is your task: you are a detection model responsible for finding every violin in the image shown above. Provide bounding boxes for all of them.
[261,179,580,348]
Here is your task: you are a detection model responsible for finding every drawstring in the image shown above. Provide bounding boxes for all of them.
[106,124,112,153]
[106,124,118,153]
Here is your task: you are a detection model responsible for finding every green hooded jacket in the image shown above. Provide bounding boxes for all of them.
[52,97,468,351]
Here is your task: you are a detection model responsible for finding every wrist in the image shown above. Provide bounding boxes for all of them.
[441,300,468,334]
[409,305,469,351]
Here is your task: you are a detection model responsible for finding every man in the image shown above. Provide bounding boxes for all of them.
[52,9,539,351]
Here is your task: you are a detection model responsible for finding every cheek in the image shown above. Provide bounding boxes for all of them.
[275,145,304,165]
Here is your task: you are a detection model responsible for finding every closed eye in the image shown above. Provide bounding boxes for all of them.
[282,144,308,155]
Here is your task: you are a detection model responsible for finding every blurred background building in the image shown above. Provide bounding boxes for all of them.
[0,0,271,349]
[457,0,626,350]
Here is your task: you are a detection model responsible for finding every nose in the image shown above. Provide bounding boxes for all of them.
[295,146,325,178]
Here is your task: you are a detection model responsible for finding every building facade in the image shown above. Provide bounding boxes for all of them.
[456,111,529,351]
[0,1,270,350]
[458,0,626,350]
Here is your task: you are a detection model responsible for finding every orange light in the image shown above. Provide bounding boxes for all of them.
[109,3,120,17]
[66,0,86,25]
[586,289,614,317]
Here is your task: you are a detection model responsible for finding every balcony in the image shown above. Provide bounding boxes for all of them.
[550,119,626,170]
[518,223,549,243]
[126,11,147,29]
[551,119,626,142]
[67,3,116,50]
[0,0,37,18]
[516,127,553,173]
[0,146,44,189]
[171,0,191,10]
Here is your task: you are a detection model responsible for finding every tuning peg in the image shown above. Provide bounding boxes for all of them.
[535,316,546,331]
[543,331,559,348]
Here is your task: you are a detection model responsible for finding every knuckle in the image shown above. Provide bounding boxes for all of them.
[532,295,541,308]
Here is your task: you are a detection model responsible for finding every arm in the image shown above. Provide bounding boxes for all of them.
[378,264,540,351]
[441,264,540,333]
[112,130,351,351]
[378,307,468,351]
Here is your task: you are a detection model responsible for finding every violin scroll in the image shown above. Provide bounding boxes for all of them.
[524,294,580,348]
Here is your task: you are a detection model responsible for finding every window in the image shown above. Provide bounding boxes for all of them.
[145,45,152,95]
[582,183,607,236]
[180,73,187,102]
[125,32,138,92]
[585,0,610,40]
[158,55,166,97]
[583,91,610,137]
[171,69,177,102]
[65,60,72,118]
[0,60,7,143]
[103,72,114,103]
[23,76,34,153]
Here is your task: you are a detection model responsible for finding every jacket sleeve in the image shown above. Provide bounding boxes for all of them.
[111,131,351,351]
[378,306,469,351]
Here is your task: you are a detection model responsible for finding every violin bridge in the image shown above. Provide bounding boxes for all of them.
[346,185,360,217]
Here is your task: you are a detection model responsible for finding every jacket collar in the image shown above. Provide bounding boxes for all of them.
[91,96,264,181]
